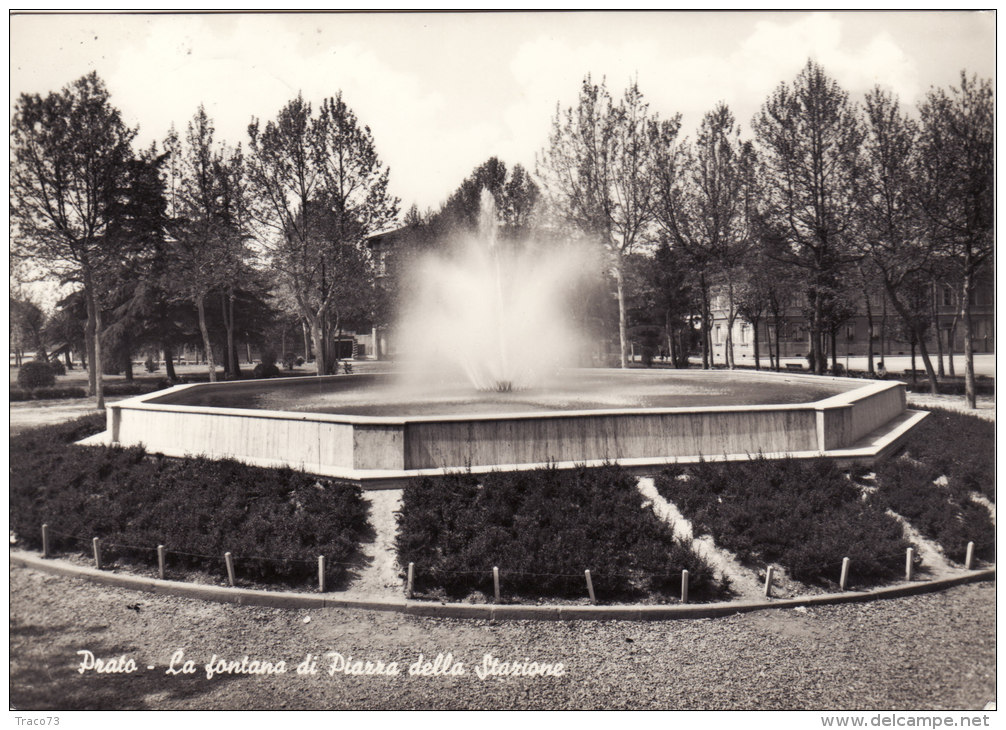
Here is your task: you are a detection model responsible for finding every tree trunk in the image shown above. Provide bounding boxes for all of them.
[863,287,875,375]
[910,340,917,384]
[195,294,217,383]
[962,260,976,408]
[302,320,311,360]
[311,319,325,377]
[85,297,96,397]
[880,294,888,364]
[83,269,104,409]
[916,333,939,395]
[885,282,939,395]
[164,344,177,381]
[752,317,761,371]
[830,328,838,374]
[699,274,710,369]
[810,289,823,374]
[614,258,629,369]
[92,293,105,410]
[932,280,945,378]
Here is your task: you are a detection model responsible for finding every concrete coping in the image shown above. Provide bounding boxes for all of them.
[109,370,902,428]
[10,550,993,622]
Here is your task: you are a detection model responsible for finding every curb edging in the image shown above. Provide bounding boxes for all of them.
[10,550,995,621]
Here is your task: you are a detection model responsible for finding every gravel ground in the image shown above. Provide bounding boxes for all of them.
[906,393,995,420]
[9,566,995,711]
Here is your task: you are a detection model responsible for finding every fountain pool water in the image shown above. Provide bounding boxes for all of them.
[89,190,926,486]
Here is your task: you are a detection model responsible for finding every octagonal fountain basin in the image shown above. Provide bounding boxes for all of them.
[92,369,926,488]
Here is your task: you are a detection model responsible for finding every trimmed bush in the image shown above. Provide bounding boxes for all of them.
[397,465,725,602]
[48,359,67,376]
[10,386,88,401]
[17,361,56,389]
[253,351,280,379]
[873,455,994,563]
[655,458,911,587]
[10,416,370,586]
[898,407,995,501]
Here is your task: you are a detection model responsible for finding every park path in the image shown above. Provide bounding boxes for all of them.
[636,477,767,602]
[342,489,405,600]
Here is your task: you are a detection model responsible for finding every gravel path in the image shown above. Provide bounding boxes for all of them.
[886,510,955,579]
[637,477,765,601]
[343,490,405,599]
[906,394,995,421]
[9,566,995,710]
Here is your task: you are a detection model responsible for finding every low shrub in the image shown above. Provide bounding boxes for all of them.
[397,465,724,602]
[897,408,995,501]
[17,360,56,389]
[10,416,370,586]
[655,458,911,587]
[144,357,159,373]
[254,351,281,379]
[873,455,994,563]
[48,359,67,376]
[9,385,88,401]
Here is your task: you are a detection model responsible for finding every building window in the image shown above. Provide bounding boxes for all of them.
[943,286,954,307]
[715,325,722,345]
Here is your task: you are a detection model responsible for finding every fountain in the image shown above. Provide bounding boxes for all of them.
[88,191,926,487]
[394,188,583,394]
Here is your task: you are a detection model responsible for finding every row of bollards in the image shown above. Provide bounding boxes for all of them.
[402,561,694,605]
[37,525,980,601]
[41,524,332,592]
[762,543,978,597]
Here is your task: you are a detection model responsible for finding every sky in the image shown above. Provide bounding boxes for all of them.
[9,10,996,215]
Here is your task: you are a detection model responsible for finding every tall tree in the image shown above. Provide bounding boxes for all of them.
[163,106,245,382]
[436,157,540,240]
[10,72,136,408]
[654,102,756,369]
[858,87,939,392]
[246,92,398,376]
[538,76,674,368]
[752,60,865,374]
[917,73,994,408]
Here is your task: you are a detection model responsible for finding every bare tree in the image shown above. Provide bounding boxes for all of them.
[753,60,865,375]
[858,87,940,393]
[163,107,246,382]
[917,73,994,408]
[654,102,756,369]
[538,76,675,368]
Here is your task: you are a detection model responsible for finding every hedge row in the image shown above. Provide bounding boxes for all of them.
[873,457,994,564]
[895,407,995,501]
[396,465,726,602]
[10,416,370,586]
[654,458,912,587]
[9,381,169,402]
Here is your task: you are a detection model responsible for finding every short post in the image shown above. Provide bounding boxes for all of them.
[493,566,500,603]
[42,524,50,559]
[840,557,850,591]
[764,566,774,597]
[317,555,326,593]
[224,551,235,587]
[680,569,689,604]
[157,545,166,580]
[584,569,596,604]
[965,541,975,570]
[406,562,415,598]
[92,537,102,570]
[905,547,914,582]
